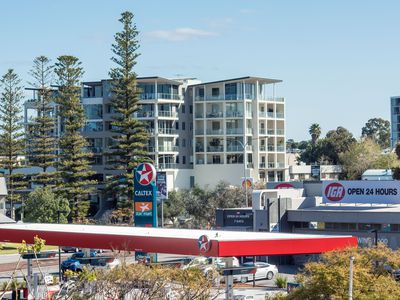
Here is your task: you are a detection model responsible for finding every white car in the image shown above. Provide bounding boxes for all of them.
[235,262,278,283]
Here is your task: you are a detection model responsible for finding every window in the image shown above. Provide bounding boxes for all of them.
[190,122,193,131]
[181,105,185,113]
[87,138,103,153]
[190,105,193,114]
[84,121,103,132]
[182,156,186,164]
[176,156,180,164]
[175,122,179,130]
[176,138,179,146]
[90,155,103,165]
[212,155,221,164]
[199,88,204,97]
[182,122,186,130]
[182,139,186,147]
[212,88,220,97]
[84,104,103,119]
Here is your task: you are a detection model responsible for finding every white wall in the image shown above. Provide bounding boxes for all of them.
[194,164,246,188]
[166,169,194,191]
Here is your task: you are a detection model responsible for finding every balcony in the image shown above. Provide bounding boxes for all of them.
[158,146,179,152]
[147,146,156,152]
[259,129,266,135]
[196,159,205,164]
[207,145,223,152]
[135,111,155,118]
[225,93,255,100]
[195,146,204,152]
[158,163,177,169]
[206,129,224,135]
[276,129,285,135]
[140,93,183,101]
[226,128,243,135]
[226,145,241,152]
[246,128,253,134]
[87,147,103,154]
[158,128,178,135]
[267,129,275,135]
[158,111,178,118]
[259,163,266,168]
[259,146,266,151]
[277,145,285,152]
[276,112,284,118]
[206,111,223,118]
[195,129,204,135]
[226,111,243,118]
[258,96,284,102]
[267,145,275,151]
[268,162,275,168]
[195,113,204,118]
[276,162,285,168]
[145,128,155,135]
[207,160,224,164]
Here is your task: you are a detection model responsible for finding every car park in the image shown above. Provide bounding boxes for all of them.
[234,262,278,283]
[61,258,82,272]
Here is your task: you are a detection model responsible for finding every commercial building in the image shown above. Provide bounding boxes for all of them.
[23,75,287,212]
[391,96,400,148]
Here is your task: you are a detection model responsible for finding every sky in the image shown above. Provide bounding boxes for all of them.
[1,0,399,141]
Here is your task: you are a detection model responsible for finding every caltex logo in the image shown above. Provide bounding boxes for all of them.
[198,235,211,253]
[135,163,156,186]
[325,182,345,201]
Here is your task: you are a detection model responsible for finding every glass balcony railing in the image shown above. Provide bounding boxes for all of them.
[158,128,178,135]
[158,111,178,118]
[195,129,204,135]
[207,145,223,152]
[259,163,266,168]
[226,111,243,118]
[259,129,266,135]
[206,111,223,118]
[267,129,275,135]
[267,145,275,151]
[276,129,285,135]
[277,146,285,152]
[276,112,284,118]
[196,159,205,164]
[135,111,155,118]
[147,146,156,152]
[87,147,103,154]
[140,93,183,100]
[158,163,177,169]
[276,162,285,168]
[158,146,179,152]
[258,96,284,102]
[226,145,242,152]
[246,128,253,134]
[145,128,155,134]
[259,146,266,151]
[247,162,254,168]
[207,160,224,164]
[206,129,224,135]
[268,162,275,168]
[195,146,204,152]
[195,113,204,118]
[226,128,243,135]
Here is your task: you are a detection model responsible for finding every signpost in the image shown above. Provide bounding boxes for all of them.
[156,172,168,227]
[133,163,158,261]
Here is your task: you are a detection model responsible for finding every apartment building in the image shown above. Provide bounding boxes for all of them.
[191,76,286,187]
[24,75,286,210]
[391,96,400,148]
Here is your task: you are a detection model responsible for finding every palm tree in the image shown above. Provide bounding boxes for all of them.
[309,123,321,145]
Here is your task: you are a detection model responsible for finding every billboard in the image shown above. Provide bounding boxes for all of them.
[223,210,253,227]
[322,180,400,204]
[156,172,168,200]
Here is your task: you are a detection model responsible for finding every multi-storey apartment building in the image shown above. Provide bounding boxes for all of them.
[391,96,400,148]
[23,75,286,211]
[191,76,286,187]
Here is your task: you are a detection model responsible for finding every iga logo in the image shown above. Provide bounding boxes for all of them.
[325,182,345,201]
[198,235,211,253]
[135,163,156,186]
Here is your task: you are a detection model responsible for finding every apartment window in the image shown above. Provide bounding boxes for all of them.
[176,156,180,164]
[176,138,179,146]
[182,156,186,164]
[199,88,204,97]
[212,88,220,97]
[182,139,186,147]
[212,155,221,164]
[182,122,186,130]
[90,155,103,165]
[84,104,103,119]
[190,122,193,131]
[106,104,115,113]
[181,104,185,113]
[175,122,179,130]
[190,105,193,114]
[84,121,103,132]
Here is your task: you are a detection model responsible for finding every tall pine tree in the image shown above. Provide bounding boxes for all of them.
[0,69,28,219]
[107,11,149,206]
[27,56,58,187]
[54,55,96,222]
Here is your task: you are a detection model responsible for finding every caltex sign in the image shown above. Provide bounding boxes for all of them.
[322,181,400,204]
[133,163,157,227]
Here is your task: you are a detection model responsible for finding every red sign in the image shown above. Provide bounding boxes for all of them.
[324,182,345,201]
[135,163,156,186]
[275,183,295,189]
[198,235,211,253]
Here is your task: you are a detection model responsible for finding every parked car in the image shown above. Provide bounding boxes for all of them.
[234,262,278,283]
[61,258,82,273]
[71,249,97,259]
[61,246,79,253]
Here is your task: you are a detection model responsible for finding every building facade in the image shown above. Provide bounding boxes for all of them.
[391,96,400,148]
[24,75,287,211]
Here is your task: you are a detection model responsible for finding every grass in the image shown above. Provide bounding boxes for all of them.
[0,243,58,255]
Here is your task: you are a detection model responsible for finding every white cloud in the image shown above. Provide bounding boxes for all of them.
[146,28,218,42]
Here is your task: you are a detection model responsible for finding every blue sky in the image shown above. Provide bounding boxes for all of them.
[1,1,399,141]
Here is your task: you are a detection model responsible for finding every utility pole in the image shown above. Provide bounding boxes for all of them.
[349,256,354,300]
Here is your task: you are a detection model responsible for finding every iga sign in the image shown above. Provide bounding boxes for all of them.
[322,181,400,204]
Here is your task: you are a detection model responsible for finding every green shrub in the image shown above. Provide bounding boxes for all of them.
[275,275,288,288]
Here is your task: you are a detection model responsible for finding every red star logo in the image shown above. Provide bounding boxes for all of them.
[136,163,156,185]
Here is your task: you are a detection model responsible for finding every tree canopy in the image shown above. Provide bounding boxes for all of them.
[362,118,390,149]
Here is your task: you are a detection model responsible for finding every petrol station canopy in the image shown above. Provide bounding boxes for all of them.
[0,223,357,257]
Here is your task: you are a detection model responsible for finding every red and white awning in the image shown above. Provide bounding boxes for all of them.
[0,223,357,257]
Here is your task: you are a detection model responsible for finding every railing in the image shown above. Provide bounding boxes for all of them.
[158,163,177,169]
[158,111,178,118]
[276,162,285,168]
[158,146,179,152]
[206,129,224,135]
[87,147,103,154]
[140,93,183,100]
[196,159,205,164]
[246,128,253,134]
[259,129,266,135]
[195,146,204,152]
[267,129,275,135]
[195,129,204,135]
[259,163,266,168]
[195,113,204,118]
[206,111,223,118]
[195,96,204,101]
[247,163,254,168]
[147,146,155,152]
[259,112,277,118]
[145,128,155,134]
[226,145,242,152]
[277,146,285,152]
[226,111,243,117]
[267,145,275,151]
[195,94,256,101]
[258,96,284,102]
[226,128,243,134]
[276,112,284,118]
[259,146,266,151]
[207,145,224,152]
[135,111,155,118]
[276,129,285,135]
[207,160,224,164]
[268,163,275,168]
[158,128,177,135]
